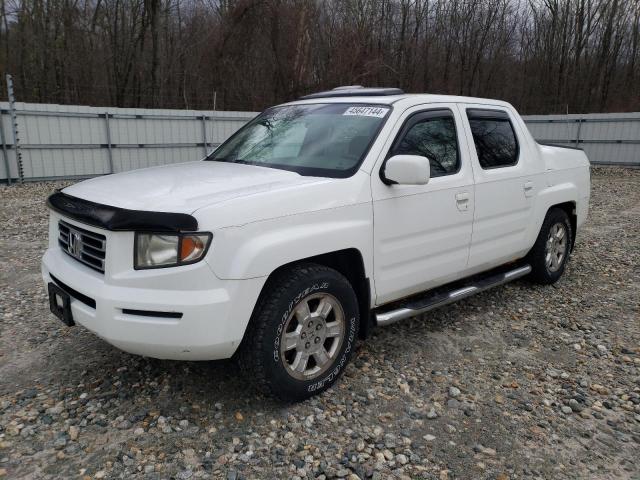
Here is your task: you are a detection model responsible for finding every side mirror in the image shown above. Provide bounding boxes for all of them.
[382,155,431,185]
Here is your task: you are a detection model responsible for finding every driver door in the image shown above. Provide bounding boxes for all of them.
[371,105,475,305]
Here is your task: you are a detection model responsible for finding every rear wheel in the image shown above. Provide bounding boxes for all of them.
[239,263,359,401]
[527,208,572,284]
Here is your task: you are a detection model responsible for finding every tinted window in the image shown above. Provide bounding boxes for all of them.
[467,109,519,169]
[391,112,460,177]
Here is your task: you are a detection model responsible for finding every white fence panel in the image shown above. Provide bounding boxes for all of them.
[1,103,638,183]
[0,102,258,183]
[522,112,640,166]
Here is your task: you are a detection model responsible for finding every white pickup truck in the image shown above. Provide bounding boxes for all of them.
[43,87,590,400]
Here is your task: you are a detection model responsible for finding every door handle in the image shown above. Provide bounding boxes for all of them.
[455,192,470,211]
[523,181,534,197]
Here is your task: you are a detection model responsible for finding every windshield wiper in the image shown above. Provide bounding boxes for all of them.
[210,157,253,165]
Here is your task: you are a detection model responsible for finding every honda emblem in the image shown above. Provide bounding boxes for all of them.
[68,231,82,258]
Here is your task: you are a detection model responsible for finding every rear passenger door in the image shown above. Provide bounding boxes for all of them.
[372,106,475,305]
[459,105,539,271]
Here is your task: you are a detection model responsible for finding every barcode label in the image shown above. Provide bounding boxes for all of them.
[343,106,389,118]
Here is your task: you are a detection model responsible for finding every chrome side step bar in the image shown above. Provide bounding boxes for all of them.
[375,265,532,327]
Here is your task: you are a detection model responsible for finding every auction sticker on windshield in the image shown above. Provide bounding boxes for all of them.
[343,106,389,118]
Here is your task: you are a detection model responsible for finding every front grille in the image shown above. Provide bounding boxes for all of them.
[58,221,106,273]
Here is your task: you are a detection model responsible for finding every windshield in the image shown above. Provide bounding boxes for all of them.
[207,103,391,177]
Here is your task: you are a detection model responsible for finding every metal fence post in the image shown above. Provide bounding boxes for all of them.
[0,111,10,185]
[575,118,583,148]
[6,74,24,183]
[201,115,208,156]
[104,112,114,174]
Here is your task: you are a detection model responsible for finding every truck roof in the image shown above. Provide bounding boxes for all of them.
[286,86,514,110]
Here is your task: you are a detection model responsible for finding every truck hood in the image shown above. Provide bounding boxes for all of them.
[62,161,327,214]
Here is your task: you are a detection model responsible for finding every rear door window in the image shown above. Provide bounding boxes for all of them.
[466,109,519,169]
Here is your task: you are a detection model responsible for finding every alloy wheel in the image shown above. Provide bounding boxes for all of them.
[545,222,567,272]
[279,293,345,380]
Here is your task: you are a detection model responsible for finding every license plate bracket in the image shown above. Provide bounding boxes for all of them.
[48,283,74,326]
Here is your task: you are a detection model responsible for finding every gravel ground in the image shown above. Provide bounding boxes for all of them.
[0,167,639,480]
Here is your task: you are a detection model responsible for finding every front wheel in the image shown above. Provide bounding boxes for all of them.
[238,263,359,401]
[527,208,573,284]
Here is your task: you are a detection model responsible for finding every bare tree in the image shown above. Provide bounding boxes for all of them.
[1,0,637,113]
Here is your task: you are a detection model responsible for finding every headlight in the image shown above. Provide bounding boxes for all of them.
[135,232,212,269]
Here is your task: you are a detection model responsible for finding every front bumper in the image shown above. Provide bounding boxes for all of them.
[42,217,266,361]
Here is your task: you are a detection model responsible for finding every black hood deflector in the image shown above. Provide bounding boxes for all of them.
[47,191,198,232]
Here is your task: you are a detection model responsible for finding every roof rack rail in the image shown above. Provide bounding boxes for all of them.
[300,86,404,100]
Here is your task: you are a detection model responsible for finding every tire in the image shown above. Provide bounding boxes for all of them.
[527,208,573,284]
[238,263,359,402]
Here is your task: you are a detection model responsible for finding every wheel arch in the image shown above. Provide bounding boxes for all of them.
[528,181,580,255]
[251,248,373,341]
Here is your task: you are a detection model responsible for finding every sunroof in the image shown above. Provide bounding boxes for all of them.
[300,86,404,100]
